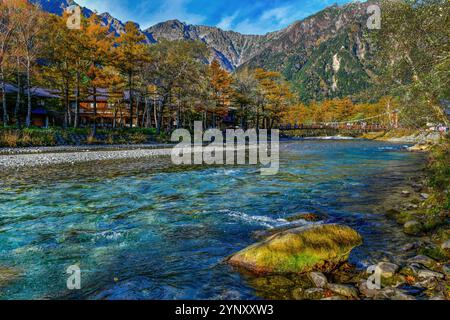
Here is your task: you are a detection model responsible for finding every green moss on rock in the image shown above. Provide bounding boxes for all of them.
[228,224,362,274]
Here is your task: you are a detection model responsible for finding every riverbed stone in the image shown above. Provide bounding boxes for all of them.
[321,296,345,300]
[400,242,420,252]
[327,283,359,298]
[358,280,379,298]
[227,224,362,274]
[377,262,399,278]
[417,269,445,280]
[407,255,437,268]
[308,272,328,288]
[403,220,423,236]
[441,239,450,252]
[286,212,322,222]
[401,190,411,197]
[291,287,304,300]
[0,266,20,287]
[442,264,450,276]
[304,288,325,300]
[420,193,430,200]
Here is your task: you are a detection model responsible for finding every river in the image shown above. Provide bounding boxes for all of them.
[0,139,426,299]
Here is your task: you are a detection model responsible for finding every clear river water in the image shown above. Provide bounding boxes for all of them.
[0,140,426,300]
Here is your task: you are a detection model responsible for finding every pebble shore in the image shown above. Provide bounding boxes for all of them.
[0,146,173,169]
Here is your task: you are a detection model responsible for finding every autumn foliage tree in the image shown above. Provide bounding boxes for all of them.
[83,15,113,135]
[114,22,149,128]
[209,60,233,128]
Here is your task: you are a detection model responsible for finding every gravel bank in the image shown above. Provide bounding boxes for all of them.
[0,143,173,155]
[0,148,173,169]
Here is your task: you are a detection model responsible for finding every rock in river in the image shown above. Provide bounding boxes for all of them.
[0,266,20,287]
[227,224,362,274]
[403,220,422,236]
[377,262,399,278]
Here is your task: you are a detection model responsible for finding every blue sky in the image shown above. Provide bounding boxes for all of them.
[76,0,354,34]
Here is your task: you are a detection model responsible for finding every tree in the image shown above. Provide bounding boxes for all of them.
[41,13,78,127]
[15,1,44,127]
[374,0,450,125]
[0,0,19,126]
[209,60,233,128]
[148,40,208,133]
[232,68,257,129]
[83,15,113,135]
[254,68,292,129]
[114,22,149,128]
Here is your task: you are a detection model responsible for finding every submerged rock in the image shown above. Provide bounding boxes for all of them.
[228,224,362,275]
[407,255,437,268]
[0,266,20,287]
[286,213,323,222]
[403,220,423,236]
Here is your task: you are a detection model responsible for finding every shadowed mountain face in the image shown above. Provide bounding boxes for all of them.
[32,0,379,102]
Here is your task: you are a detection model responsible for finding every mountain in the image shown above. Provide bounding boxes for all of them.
[32,0,379,102]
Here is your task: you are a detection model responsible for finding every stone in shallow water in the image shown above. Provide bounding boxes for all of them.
[304,288,325,300]
[0,266,20,287]
[403,220,423,236]
[227,224,362,274]
[441,239,450,251]
[417,269,445,280]
[286,213,322,222]
[327,283,359,298]
[420,193,430,200]
[291,287,304,300]
[377,262,399,278]
[407,255,437,268]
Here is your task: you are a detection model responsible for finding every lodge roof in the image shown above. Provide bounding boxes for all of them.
[3,83,60,99]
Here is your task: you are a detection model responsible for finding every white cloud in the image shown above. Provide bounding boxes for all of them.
[139,0,206,29]
[216,11,240,31]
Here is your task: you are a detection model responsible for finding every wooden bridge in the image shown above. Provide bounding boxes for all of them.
[278,124,388,132]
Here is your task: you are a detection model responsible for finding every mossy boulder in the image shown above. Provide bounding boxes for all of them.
[228,224,362,274]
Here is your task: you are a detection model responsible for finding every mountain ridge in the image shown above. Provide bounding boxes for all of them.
[31,0,379,102]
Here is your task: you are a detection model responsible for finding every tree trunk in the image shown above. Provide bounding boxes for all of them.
[135,95,140,128]
[92,87,97,136]
[25,59,32,128]
[0,67,7,127]
[14,70,22,129]
[142,97,149,128]
[74,71,80,128]
[128,74,133,128]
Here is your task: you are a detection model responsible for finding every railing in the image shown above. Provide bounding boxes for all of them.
[279,124,388,131]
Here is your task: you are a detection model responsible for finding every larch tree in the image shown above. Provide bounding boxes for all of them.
[16,0,44,127]
[114,22,149,128]
[84,15,113,135]
[209,60,233,128]
[41,14,77,127]
[0,0,19,126]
